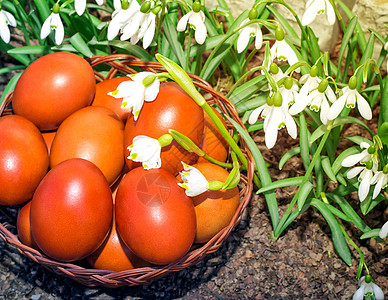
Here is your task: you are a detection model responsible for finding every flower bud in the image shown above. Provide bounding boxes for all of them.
[140,1,151,13]
[348,75,357,90]
[310,65,318,77]
[284,77,293,90]
[158,134,173,147]
[248,7,258,20]
[317,78,329,93]
[275,26,285,41]
[273,92,283,107]
[269,63,279,75]
[121,0,130,10]
[193,1,201,13]
[52,2,60,14]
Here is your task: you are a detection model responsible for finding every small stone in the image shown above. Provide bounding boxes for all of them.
[31,295,40,300]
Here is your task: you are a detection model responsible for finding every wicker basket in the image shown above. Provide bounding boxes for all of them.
[0,54,255,288]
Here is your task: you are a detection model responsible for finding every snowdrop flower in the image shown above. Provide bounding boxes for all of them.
[178,162,209,197]
[290,78,336,124]
[346,160,376,202]
[128,135,162,170]
[371,168,388,199]
[249,92,297,149]
[279,77,300,106]
[120,1,156,49]
[236,8,262,53]
[301,0,335,26]
[299,65,321,98]
[40,4,64,45]
[177,1,207,44]
[270,27,299,72]
[379,221,388,239]
[328,76,372,121]
[108,72,160,120]
[342,142,378,169]
[353,275,384,300]
[0,6,16,43]
[74,0,104,16]
[107,0,140,41]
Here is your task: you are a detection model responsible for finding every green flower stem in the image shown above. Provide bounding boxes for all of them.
[202,154,233,168]
[156,54,253,180]
[241,48,257,76]
[185,29,193,71]
[340,225,365,279]
[328,0,346,33]
[274,122,333,237]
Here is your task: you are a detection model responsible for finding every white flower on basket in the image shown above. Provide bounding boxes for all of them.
[327,77,372,121]
[108,72,160,121]
[178,162,209,197]
[289,78,336,125]
[40,11,64,45]
[249,92,297,149]
[346,160,376,202]
[120,7,156,49]
[0,8,16,43]
[107,0,140,41]
[177,2,207,44]
[74,0,104,16]
[301,0,335,26]
[379,221,388,239]
[128,135,162,170]
[352,275,385,300]
[237,18,263,54]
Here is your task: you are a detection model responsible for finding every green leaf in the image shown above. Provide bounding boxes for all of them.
[33,0,51,21]
[332,146,360,175]
[310,116,372,144]
[360,229,381,239]
[0,72,22,106]
[378,122,388,146]
[336,16,358,79]
[326,205,352,223]
[321,156,337,183]
[0,65,26,75]
[225,116,279,229]
[279,147,301,170]
[257,176,303,194]
[189,35,227,57]
[360,194,385,215]
[380,77,388,125]
[299,113,311,171]
[7,45,52,55]
[236,93,268,114]
[328,194,371,233]
[341,136,373,146]
[297,181,314,211]
[69,33,94,57]
[109,40,154,61]
[163,9,186,68]
[311,199,352,266]
[229,75,267,105]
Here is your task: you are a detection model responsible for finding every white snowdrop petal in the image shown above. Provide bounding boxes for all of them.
[341,152,367,167]
[325,0,336,25]
[372,175,384,199]
[248,105,265,124]
[40,14,52,39]
[237,27,251,54]
[356,92,372,120]
[54,16,64,45]
[327,96,346,120]
[177,12,191,31]
[358,170,372,202]
[144,79,160,102]
[379,221,388,239]
[0,16,10,43]
[352,285,365,300]
[346,166,363,179]
[75,0,87,16]
[4,10,17,27]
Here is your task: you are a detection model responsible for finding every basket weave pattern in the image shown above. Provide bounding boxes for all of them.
[0,54,254,287]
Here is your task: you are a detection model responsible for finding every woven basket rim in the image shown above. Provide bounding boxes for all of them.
[0,54,255,288]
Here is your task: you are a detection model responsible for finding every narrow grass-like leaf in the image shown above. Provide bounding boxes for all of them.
[226,116,279,228]
[380,77,388,125]
[332,146,360,175]
[0,65,25,75]
[236,93,267,114]
[278,200,311,235]
[7,45,51,55]
[336,16,358,80]
[321,156,337,183]
[307,27,321,71]
[311,199,352,266]
[229,75,267,105]
[69,33,94,57]
[336,173,347,186]
[299,113,311,171]
[109,41,154,61]
[267,5,299,42]
[360,229,381,240]
[356,34,374,89]
[279,147,300,170]
[163,11,186,68]
[33,0,51,21]
[297,181,314,211]
[0,73,22,105]
[257,177,303,194]
[189,35,227,57]
[341,136,373,146]
[328,194,371,233]
[361,194,385,216]
[326,205,352,223]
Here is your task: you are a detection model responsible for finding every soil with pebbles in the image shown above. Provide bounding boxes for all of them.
[0,53,387,299]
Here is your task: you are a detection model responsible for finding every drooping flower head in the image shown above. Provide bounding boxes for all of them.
[328,76,372,121]
[107,0,140,41]
[299,65,321,98]
[108,72,160,121]
[301,0,336,26]
[289,78,336,125]
[341,142,379,169]
[40,3,64,45]
[178,162,209,197]
[127,135,162,170]
[177,0,207,44]
[74,0,104,16]
[270,26,300,72]
[346,160,377,202]
[0,5,16,43]
[249,92,297,149]
[352,275,384,300]
[236,7,263,53]
[279,77,300,106]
